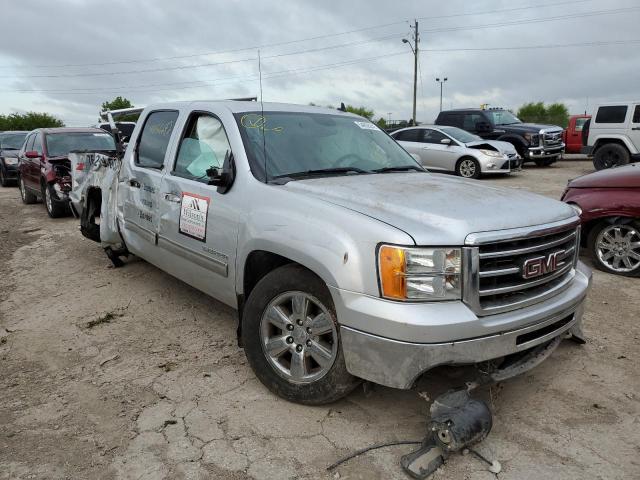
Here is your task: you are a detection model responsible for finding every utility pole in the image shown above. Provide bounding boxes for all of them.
[403,20,419,126]
[412,20,418,126]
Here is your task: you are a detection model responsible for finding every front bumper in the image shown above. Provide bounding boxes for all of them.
[526,144,564,159]
[479,155,522,174]
[334,262,592,389]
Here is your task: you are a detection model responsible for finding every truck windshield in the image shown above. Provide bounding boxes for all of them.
[486,110,522,126]
[0,133,27,149]
[438,126,481,143]
[235,111,423,181]
[46,132,116,157]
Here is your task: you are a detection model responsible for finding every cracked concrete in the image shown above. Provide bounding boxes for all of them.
[1,160,639,479]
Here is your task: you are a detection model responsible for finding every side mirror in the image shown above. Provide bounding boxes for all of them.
[25,150,40,159]
[475,122,492,133]
[206,150,235,194]
[440,138,452,146]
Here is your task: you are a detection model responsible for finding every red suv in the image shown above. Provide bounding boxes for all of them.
[18,128,116,217]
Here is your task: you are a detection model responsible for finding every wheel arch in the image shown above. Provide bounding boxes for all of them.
[236,249,335,343]
[592,137,636,155]
[582,215,639,247]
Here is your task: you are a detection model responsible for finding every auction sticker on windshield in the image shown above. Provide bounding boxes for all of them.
[179,192,209,242]
[354,121,378,130]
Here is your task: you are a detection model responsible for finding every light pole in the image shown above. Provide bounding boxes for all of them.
[436,77,448,112]
[402,20,419,126]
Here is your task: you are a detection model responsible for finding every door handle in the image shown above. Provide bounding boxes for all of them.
[421,146,430,150]
[129,179,141,188]
[164,193,182,203]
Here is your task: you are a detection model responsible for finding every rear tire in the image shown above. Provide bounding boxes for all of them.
[42,183,68,218]
[241,264,360,405]
[19,175,37,204]
[455,157,481,179]
[593,143,630,170]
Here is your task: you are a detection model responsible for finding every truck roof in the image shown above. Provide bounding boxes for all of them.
[141,100,361,117]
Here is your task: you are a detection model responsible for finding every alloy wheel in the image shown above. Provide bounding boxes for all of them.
[596,225,640,273]
[459,159,476,178]
[260,291,338,384]
[45,185,53,214]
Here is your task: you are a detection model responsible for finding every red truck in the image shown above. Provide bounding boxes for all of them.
[562,114,591,154]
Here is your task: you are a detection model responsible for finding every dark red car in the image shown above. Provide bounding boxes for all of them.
[562,163,640,276]
[18,128,116,217]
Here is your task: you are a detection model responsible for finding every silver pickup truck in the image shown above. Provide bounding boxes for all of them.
[70,101,592,405]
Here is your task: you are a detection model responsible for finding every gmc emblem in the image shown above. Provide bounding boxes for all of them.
[522,250,566,279]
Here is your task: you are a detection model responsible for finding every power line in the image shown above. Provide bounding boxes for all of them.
[3,35,639,95]
[0,32,404,79]
[420,6,640,34]
[0,0,591,70]
[0,51,411,95]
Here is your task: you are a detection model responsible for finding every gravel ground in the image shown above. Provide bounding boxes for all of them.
[1,159,638,480]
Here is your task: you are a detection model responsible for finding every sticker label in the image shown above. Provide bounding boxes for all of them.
[179,192,210,242]
[354,121,379,130]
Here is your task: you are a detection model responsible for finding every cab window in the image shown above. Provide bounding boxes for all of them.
[136,110,179,169]
[173,113,231,182]
[463,114,485,131]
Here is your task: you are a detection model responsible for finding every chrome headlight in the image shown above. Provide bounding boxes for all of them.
[378,246,462,301]
[4,157,18,165]
[478,149,502,158]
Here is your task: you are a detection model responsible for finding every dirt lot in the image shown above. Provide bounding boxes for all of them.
[1,159,638,480]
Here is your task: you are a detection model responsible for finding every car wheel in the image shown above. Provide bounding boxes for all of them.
[241,264,360,405]
[587,220,640,277]
[0,167,8,187]
[593,143,630,170]
[19,175,38,204]
[456,157,481,179]
[42,183,67,218]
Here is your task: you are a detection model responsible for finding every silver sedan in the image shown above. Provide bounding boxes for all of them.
[391,125,522,179]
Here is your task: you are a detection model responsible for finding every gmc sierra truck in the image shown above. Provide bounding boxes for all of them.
[70,101,591,405]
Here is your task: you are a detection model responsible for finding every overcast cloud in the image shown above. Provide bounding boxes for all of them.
[1,0,639,125]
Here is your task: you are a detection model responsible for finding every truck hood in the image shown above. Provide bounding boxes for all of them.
[283,172,576,245]
[499,123,562,134]
[568,162,640,188]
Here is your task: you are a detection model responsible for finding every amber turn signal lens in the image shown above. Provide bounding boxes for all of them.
[379,246,406,299]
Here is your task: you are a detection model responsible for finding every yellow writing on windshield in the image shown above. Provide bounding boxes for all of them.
[240,114,284,133]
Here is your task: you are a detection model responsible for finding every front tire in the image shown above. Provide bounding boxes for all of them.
[587,219,640,277]
[534,157,556,167]
[0,166,11,187]
[42,183,68,218]
[241,264,360,405]
[455,157,481,179]
[19,175,37,204]
[593,143,630,170]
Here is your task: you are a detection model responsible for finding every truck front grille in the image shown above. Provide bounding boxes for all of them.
[543,131,563,146]
[463,220,579,315]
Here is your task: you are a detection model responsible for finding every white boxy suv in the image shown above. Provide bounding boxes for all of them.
[583,101,640,169]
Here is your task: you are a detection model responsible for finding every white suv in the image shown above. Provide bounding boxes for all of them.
[583,101,640,169]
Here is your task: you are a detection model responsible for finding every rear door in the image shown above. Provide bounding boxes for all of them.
[630,105,640,152]
[156,110,239,306]
[419,129,462,171]
[19,133,34,185]
[122,110,180,256]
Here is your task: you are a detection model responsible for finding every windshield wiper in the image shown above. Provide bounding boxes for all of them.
[372,165,424,173]
[272,167,370,179]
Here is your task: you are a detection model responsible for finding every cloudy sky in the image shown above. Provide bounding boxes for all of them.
[0,0,638,126]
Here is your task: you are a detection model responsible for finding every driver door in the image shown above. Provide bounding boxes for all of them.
[156,110,240,307]
[419,129,461,172]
